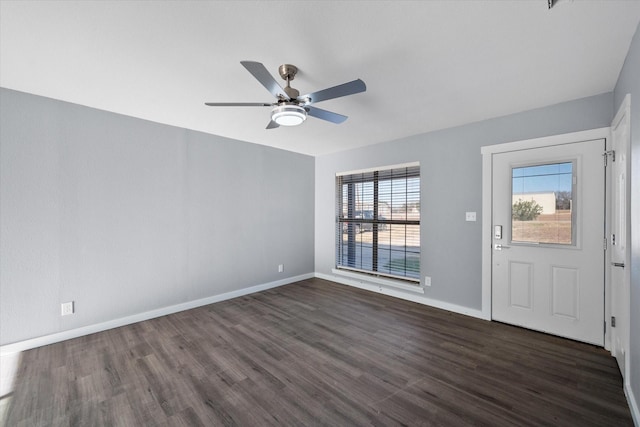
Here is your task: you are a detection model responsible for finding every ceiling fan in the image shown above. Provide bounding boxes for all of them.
[205,61,366,129]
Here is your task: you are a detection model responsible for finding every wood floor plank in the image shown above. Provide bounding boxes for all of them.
[1,278,633,426]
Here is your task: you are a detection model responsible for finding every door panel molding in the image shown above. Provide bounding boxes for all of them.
[550,265,579,321]
[508,261,533,310]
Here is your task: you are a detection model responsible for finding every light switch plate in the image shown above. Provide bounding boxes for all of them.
[465,211,477,222]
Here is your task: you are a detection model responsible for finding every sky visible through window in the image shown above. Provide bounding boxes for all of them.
[512,162,572,193]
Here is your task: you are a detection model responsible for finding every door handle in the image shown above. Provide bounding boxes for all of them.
[611,262,625,268]
[494,244,511,250]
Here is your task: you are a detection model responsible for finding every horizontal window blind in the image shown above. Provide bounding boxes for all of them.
[336,165,420,282]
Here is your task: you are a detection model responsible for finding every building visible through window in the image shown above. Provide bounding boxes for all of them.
[336,164,420,282]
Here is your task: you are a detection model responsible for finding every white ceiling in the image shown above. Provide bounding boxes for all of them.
[1,1,639,156]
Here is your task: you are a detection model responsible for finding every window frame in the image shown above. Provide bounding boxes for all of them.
[335,163,421,283]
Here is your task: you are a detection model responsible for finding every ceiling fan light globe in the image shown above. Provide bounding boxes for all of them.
[272,104,307,126]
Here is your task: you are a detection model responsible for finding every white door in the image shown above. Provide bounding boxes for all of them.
[491,139,605,345]
[610,96,630,378]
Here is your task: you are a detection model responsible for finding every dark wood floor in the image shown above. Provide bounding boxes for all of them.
[2,278,632,426]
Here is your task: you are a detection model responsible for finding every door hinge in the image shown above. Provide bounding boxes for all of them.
[603,150,615,166]
[611,316,616,328]
[603,237,607,251]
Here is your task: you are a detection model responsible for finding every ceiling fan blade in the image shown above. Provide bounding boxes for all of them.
[205,102,272,107]
[241,61,290,100]
[301,79,366,104]
[266,120,279,129]
[306,106,348,124]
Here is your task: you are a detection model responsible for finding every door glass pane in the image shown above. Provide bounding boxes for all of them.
[511,162,574,245]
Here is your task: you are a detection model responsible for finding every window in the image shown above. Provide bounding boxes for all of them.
[336,164,420,282]
[511,161,575,245]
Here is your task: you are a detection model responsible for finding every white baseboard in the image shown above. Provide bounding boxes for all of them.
[315,272,486,320]
[0,273,314,356]
[626,382,640,427]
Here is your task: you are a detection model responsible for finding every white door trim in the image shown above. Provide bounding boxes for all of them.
[608,93,631,373]
[480,127,611,331]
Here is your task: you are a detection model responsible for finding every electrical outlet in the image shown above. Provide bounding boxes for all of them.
[425,276,432,286]
[61,301,74,316]
[465,211,476,222]
[278,264,284,273]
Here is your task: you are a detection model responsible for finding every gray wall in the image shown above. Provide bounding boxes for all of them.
[0,88,315,345]
[315,92,613,310]
[614,20,640,418]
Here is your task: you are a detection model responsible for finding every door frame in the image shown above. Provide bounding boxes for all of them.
[609,93,631,374]
[481,127,611,347]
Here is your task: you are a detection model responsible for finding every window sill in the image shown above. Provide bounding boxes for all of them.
[331,268,425,294]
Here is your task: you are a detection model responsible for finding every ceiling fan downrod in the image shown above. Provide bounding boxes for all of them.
[278,64,300,100]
